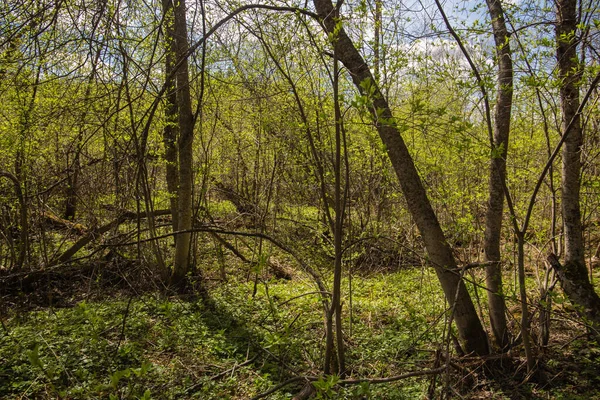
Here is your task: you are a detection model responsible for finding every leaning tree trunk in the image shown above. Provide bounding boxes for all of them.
[483,0,512,351]
[168,0,195,284]
[555,0,600,333]
[313,0,489,355]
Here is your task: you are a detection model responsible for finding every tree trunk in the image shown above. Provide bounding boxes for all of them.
[372,0,382,84]
[313,0,489,355]
[483,0,512,351]
[557,0,584,272]
[517,233,536,372]
[64,2,107,222]
[547,254,600,334]
[324,44,346,375]
[0,171,27,270]
[169,0,195,284]
[64,157,79,221]
[555,0,600,333]
[161,0,180,238]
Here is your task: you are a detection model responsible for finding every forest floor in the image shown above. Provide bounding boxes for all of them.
[1,259,600,399]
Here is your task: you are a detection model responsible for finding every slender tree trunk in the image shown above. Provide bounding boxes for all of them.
[516,232,536,373]
[483,0,512,351]
[555,0,600,332]
[162,0,180,238]
[64,156,80,221]
[313,0,489,355]
[0,172,27,270]
[325,43,346,376]
[64,2,108,221]
[169,0,195,284]
[372,0,382,84]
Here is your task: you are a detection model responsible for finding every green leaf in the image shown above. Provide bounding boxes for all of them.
[490,142,505,159]
[26,343,42,370]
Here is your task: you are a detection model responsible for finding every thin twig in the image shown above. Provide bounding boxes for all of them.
[185,354,259,393]
[251,376,314,400]
[114,296,134,357]
[251,367,448,399]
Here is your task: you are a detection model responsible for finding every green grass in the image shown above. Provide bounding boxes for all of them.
[0,269,450,399]
[2,267,599,399]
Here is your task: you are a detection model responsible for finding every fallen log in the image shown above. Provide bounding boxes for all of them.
[50,209,171,266]
[42,210,87,235]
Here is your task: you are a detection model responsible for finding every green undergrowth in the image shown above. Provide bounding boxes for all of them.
[0,269,450,399]
[2,267,599,399]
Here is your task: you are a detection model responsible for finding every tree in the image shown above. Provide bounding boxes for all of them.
[162,0,180,239]
[165,0,195,285]
[313,0,489,355]
[0,171,27,270]
[553,0,600,333]
[483,0,512,351]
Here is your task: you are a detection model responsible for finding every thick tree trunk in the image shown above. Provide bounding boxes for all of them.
[556,0,600,334]
[547,254,600,334]
[313,0,489,355]
[170,0,195,284]
[557,0,584,271]
[483,0,512,351]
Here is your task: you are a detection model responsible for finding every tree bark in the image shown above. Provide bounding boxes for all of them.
[324,43,346,375]
[555,0,600,334]
[547,254,600,334]
[162,0,180,238]
[169,0,195,284]
[0,171,28,270]
[557,0,585,271]
[483,0,512,351]
[313,0,489,355]
[64,155,80,221]
[372,0,382,84]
